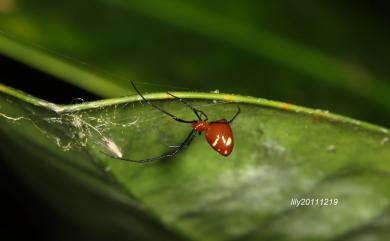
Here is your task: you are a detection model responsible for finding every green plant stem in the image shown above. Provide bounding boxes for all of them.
[1,83,388,136]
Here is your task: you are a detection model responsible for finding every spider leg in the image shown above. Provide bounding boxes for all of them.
[166,92,208,121]
[131,81,193,123]
[228,105,241,123]
[106,130,197,164]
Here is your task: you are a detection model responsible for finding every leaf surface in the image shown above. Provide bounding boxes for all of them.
[1,84,389,241]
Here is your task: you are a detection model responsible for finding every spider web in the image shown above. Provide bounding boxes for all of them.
[0,95,236,162]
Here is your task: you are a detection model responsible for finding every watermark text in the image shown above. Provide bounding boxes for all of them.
[290,198,338,207]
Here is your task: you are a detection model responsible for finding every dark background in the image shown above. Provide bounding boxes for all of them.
[1,0,390,125]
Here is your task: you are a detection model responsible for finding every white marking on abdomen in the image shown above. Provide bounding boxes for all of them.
[226,137,232,146]
[212,135,220,147]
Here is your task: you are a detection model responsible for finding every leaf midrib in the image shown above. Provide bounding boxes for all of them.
[1,83,388,135]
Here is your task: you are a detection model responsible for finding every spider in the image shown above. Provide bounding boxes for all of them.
[107,82,240,163]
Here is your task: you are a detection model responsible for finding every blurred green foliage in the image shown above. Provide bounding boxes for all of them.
[0,0,390,126]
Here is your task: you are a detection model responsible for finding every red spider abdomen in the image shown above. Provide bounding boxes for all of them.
[205,119,234,156]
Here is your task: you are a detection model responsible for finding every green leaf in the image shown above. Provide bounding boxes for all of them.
[1,84,389,241]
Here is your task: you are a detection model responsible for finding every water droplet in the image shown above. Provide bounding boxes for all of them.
[326,144,336,153]
[380,137,389,145]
